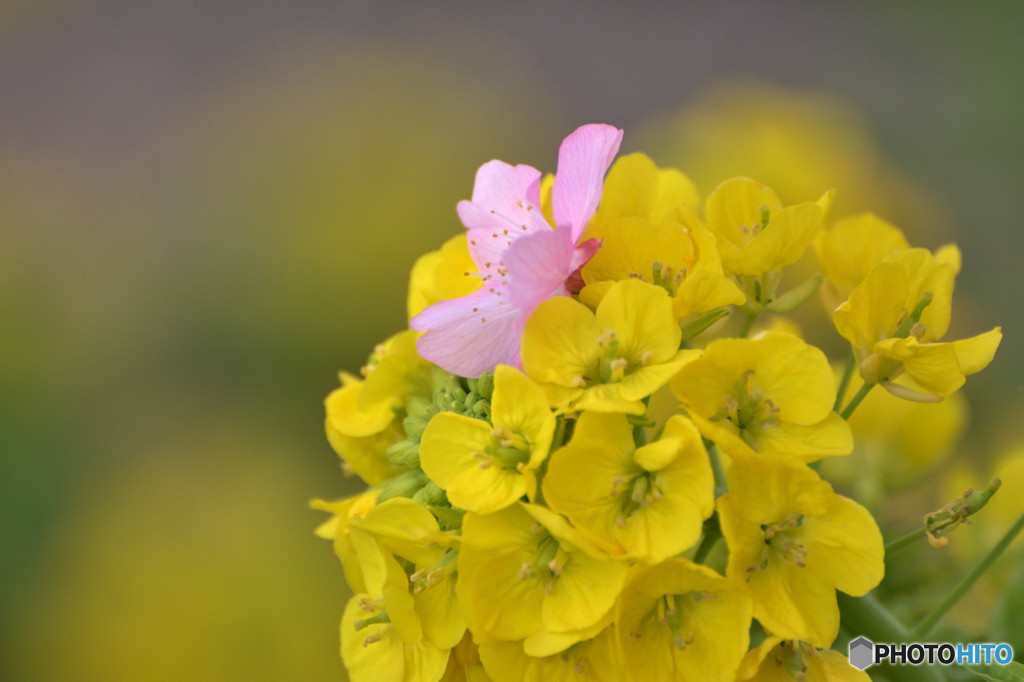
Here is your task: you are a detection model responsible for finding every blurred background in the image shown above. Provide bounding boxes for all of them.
[2,1,1023,679]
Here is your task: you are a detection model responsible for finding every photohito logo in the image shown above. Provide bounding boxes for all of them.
[848,636,1015,670]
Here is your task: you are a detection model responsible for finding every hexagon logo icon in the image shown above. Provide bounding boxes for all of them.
[848,636,874,670]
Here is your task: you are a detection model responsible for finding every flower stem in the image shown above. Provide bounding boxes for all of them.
[706,442,728,496]
[910,508,1024,639]
[739,312,758,338]
[692,515,721,565]
[834,353,856,411]
[840,382,873,420]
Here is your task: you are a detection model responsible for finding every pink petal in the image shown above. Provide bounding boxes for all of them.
[552,124,624,242]
[456,161,545,232]
[503,228,575,314]
[456,161,551,274]
[410,286,521,378]
[569,237,602,273]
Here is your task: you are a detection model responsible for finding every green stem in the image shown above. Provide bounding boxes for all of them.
[549,416,567,455]
[885,527,930,556]
[910,509,1024,638]
[834,354,856,411]
[707,443,728,495]
[840,382,873,420]
[739,312,758,338]
[692,515,721,565]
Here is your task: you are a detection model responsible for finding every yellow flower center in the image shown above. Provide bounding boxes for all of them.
[472,426,531,471]
[735,205,772,247]
[748,514,807,574]
[611,471,666,527]
[709,369,780,446]
[627,256,696,297]
[518,528,571,596]
[572,330,655,387]
[634,591,716,650]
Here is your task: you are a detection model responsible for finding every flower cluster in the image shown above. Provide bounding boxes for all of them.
[314,125,1001,681]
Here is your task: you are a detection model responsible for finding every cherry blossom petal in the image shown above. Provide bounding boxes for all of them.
[410,287,521,378]
[552,124,624,242]
[503,228,574,314]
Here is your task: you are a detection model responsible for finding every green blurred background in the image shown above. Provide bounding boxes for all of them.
[1,1,1022,679]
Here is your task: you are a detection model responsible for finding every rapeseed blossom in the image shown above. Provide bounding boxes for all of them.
[315,123,1004,682]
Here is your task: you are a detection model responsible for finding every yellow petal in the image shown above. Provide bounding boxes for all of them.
[673,269,746,317]
[814,212,908,300]
[705,177,783,257]
[522,296,600,387]
[733,196,827,276]
[801,494,885,598]
[419,412,528,515]
[594,152,699,224]
[491,365,557,469]
[407,233,480,320]
[874,337,965,397]
[745,558,840,648]
[326,380,395,438]
[754,413,854,461]
[833,261,910,351]
[595,278,680,365]
[954,327,1002,375]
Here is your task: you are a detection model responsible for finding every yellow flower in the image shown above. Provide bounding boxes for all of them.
[671,331,852,462]
[419,365,555,514]
[579,216,745,321]
[736,636,870,682]
[457,503,628,647]
[348,498,465,649]
[702,177,832,277]
[717,455,884,648]
[341,503,456,682]
[615,559,752,682]
[834,247,958,351]
[311,490,380,594]
[813,212,908,309]
[439,633,492,682]
[325,379,408,483]
[542,412,713,563]
[341,592,449,682]
[326,329,431,438]
[833,247,1001,398]
[408,234,480,321]
[591,152,700,223]
[522,278,699,414]
[476,626,620,682]
[324,329,436,482]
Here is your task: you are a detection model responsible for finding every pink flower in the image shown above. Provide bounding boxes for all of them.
[410,124,623,378]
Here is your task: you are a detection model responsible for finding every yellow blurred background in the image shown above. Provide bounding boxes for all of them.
[2,2,1023,679]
